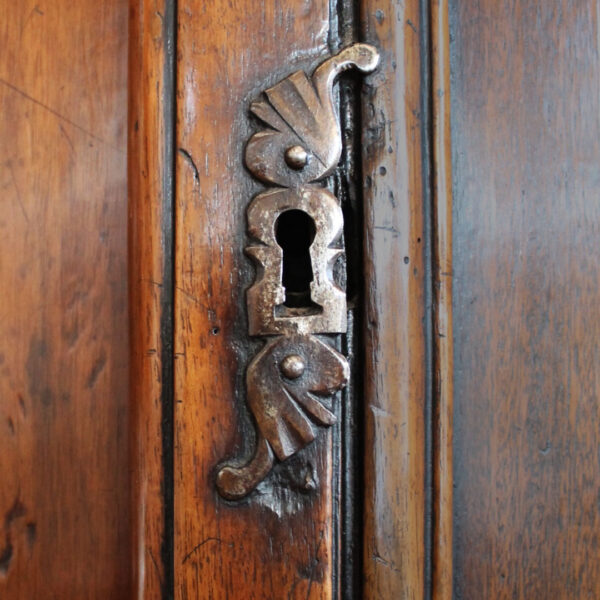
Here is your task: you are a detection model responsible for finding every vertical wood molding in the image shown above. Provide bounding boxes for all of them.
[0,1,129,597]
[359,1,428,597]
[451,1,600,596]
[431,1,454,598]
[173,2,340,598]
[128,1,175,597]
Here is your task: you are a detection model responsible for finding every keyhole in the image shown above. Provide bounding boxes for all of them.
[274,210,321,312]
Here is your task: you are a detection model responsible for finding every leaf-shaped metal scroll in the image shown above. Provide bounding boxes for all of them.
[245,43,379,187]
[217,335,349,500]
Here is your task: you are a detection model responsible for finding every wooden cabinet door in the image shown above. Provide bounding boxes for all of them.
[449,2,600,597]
[130,1,433,597]
[2,0,600,598]
[0,1,130,598]
[130,0,600,596]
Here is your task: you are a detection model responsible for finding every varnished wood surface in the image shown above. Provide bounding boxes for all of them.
[129,1,174,598]
[173,2,339,598]
[0,1,130,597]
[359,0,428,597]
[451,1,600,597]
[430,1,453,598]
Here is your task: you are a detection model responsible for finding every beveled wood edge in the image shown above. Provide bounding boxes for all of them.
[431,1,454,598]
[128,1,175,598]
[359,0,428,597]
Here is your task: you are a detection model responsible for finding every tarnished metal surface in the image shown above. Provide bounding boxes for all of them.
[217,43,380,500]
[246,186,346,336]
[245,43,379,187]
[216,335,349,500]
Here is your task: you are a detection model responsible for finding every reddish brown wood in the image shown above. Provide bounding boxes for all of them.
[451,1,600,597]
[128,1,174,597]
[431,1,453,598]
[0,1,130,597]
[173,2,340,598]
[359,0,428,597]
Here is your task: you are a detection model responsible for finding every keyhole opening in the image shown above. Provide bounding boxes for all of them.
[274,210,322,313]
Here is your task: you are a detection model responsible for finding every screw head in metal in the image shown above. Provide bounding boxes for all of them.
[280,354,305,379]
[284,145,309,170]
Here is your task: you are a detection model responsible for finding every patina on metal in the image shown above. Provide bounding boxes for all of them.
[246,185,346,336]
[284,145,309,170]
[216,43,380,500]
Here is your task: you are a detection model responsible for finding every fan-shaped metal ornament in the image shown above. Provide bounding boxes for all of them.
[216,43,379,500]
[245,43,379,187]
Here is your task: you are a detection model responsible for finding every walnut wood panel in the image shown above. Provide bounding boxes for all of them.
[129,1,174,597]
[451,1,600,597]
[173,2,339,598]
[431,1,453,598]
[359,1,428,597]
[0,1,130,597]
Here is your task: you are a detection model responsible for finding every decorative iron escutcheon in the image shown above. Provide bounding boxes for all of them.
[217,43,380,500]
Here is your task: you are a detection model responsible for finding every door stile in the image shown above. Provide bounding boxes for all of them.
[359,0,430,597]
[128,1,177,597]
[430,1,454,598]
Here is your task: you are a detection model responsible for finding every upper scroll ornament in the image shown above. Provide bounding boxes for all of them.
[245,43,380,187]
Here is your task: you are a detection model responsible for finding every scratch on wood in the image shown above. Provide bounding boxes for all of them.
[406,19,418,34]
[25,522,36,548]
[181,537,233,564]
[7,161,29,223]
[0,541,13,576]
[0,78,117,149]
[5,498,26,527]
[59,123,75,154]
[370,404,393,419]
[86,351,107,388]
[304,532,324,599]
[373,550,401,573]
[148,548,164,589]
[178,148,200,186]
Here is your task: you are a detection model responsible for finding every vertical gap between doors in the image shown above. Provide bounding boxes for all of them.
[161,1,177,598]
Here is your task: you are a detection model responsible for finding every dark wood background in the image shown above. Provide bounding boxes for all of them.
[0,1,130,597]
[451,1,600,597]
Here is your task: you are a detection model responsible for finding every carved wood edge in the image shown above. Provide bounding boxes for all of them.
[431,1,454,597]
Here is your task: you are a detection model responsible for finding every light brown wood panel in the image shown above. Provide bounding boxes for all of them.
[0,1,130,598]
[173,1,339,598]
[129,1,174,597]
[431,1,453,598]
[359,0,428,597]
[451,0,600,597]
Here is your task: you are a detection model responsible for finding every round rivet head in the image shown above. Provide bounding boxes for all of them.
[280,354,305,379]
[284,145,309,170]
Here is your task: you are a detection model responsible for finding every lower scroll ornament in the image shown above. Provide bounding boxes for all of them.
[216,43,379,500]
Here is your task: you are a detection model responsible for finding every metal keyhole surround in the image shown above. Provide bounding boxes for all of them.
[275,209,317,308]
[216,43,379,500]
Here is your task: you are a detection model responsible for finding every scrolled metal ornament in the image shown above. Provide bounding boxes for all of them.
[217,43,379,500]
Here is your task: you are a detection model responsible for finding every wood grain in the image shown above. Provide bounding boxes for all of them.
[129,1,175,598]
[359,0,428,597]
[451,1,600,597]
[0,0,130,597]
[431,1,453,598]
[173,1,340,598]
